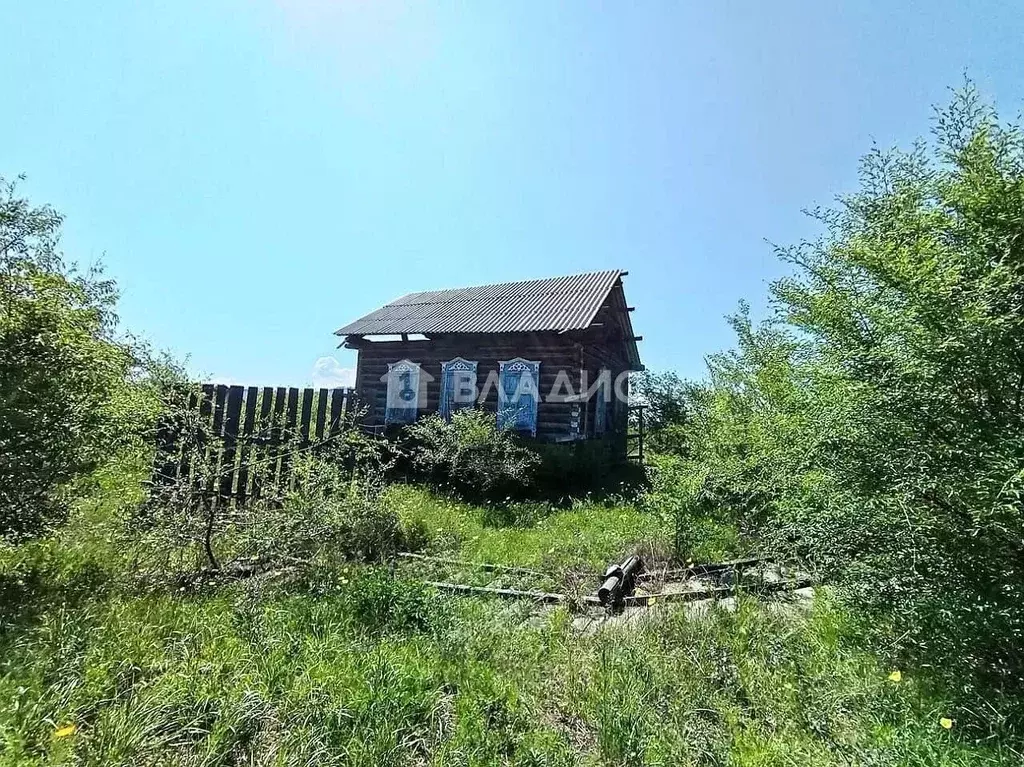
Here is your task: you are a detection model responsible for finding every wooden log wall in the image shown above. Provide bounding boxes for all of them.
[579,342,631,446]
[351,332,637,443]
[352,333,584,441]
[151,384,357,507]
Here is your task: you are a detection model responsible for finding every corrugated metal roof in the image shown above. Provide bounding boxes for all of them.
[335,270,625,336]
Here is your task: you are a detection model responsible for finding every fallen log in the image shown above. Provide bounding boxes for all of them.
[396,552,547,578]
[598,554,644,607]
[623,578,813,607]
[424,580,569,604]
[636,556,766,582]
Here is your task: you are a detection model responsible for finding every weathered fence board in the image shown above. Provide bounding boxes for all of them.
[150,384,357,507]
[235,386,259,501]
[315,388,328,440]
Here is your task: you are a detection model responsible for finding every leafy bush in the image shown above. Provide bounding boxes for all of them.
[281,448,402,563]
[630,369,696,455]
[405,409,644,505]
[0,176,144,542]
[133,425,402,581]
[342,568,449,635]
[676,84,1024,702]
[642,452,738,562]
[406,410,541,503]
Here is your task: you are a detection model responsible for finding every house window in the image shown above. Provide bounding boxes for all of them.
[440,358,478,420]
[497,358,540,436]
[384,360,421,425]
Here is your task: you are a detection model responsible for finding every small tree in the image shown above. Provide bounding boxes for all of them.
[0,176,137,542]
[682,83,1024,702]
[630,369,696,455]
[135,393,397,580]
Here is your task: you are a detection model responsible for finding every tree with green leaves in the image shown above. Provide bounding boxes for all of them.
[683,83,1024,708]
[0,176,139,542]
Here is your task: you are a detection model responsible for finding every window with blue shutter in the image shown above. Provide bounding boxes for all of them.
[439,358,478,420]
[384,360,421,425]
[497,358,540,436]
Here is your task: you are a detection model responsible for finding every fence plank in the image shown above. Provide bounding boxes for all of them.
[285,388,299,431]
[299,388,314,443]
[235,386,259,502]
[329,388,344,435]
[222,386,243,437]
[223,385,244,437]
[278,388,300,492]
[268,386,288,492]
[315,388,328,440]
[249,386,275,501]
[219,386,244,500]
[212,385,228,435]
[199,384,215,420]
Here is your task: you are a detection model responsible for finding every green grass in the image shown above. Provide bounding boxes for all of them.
[0,472,1017,766]
[386,485,672,573]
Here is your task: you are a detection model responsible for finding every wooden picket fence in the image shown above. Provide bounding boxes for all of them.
[151,384,359,507]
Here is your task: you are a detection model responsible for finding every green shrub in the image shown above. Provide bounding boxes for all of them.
[343,568,449,635]
[673,84,1024,707]
[406,410,541,503]
[132,438,402,582]
[281,451,403,563]
[0,176,146,542]
[404,410,645,506]
[642,452,738,562]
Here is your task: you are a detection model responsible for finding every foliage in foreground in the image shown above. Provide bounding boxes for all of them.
[0,551,1001,766]
[387,483,670,573]
[1,449,1016,765]
[666,84,1024,707]
[0,176,153,542]
[134,438,403,582]
[406,410,542,503]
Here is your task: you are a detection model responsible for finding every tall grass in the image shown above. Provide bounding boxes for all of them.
[0,575,1006,766]
[387,484,676,573]
[0,474,1014,766]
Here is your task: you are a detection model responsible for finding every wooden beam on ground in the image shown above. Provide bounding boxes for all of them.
[623,578,813,607]
[636,557,766,582]
[397,552,546,578]
[425,581,567,604]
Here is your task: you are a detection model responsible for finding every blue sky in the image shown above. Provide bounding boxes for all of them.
[3,1,1022,387]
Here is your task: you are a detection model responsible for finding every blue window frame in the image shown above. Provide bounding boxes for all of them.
[439,358,478,420]
[384,360,421,425]
[497,358,540,436]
